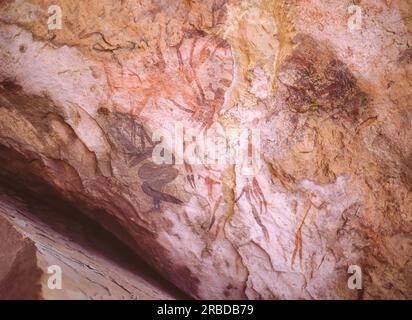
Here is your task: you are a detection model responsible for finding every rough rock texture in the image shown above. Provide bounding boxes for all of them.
[0,0,411,299]
[0,182,186,300]
[0,213,42,299]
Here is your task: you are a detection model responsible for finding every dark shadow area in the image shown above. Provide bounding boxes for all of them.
[0,144,190,300]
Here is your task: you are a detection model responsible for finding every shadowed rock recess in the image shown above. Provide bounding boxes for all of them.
[0,0,411,299]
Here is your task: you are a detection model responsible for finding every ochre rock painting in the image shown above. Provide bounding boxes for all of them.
[0,0,411,301]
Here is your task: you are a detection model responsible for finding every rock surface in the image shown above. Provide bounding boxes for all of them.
[0,181,186,300]
[0,0,411,299]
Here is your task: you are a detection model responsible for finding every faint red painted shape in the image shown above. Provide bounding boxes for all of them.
[235,177,269,240]
[104,30,234,130]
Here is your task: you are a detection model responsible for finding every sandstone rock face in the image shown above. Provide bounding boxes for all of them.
[0,213,41,299]
[0,0,411,299]
[0,182,185,300]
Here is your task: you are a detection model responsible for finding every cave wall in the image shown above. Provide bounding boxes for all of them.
[0,0,411,299]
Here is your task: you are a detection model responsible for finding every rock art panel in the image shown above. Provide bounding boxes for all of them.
[0,0,411,300]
